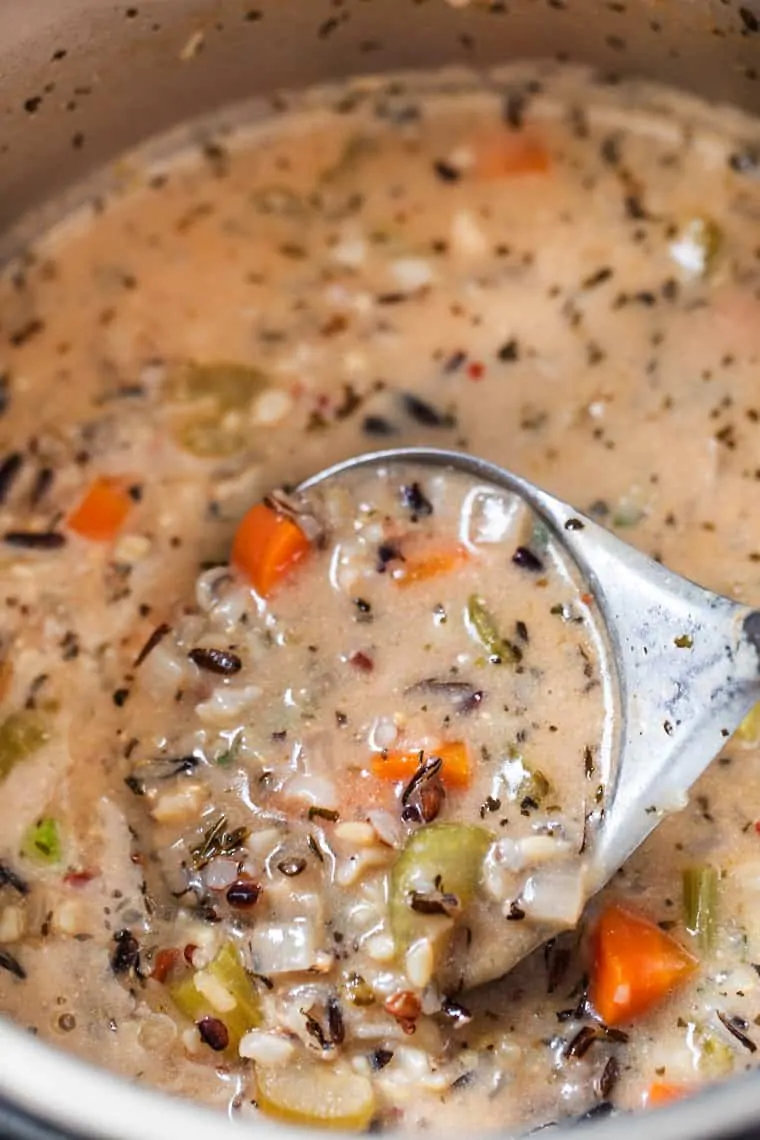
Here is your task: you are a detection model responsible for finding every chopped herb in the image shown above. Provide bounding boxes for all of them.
[21,817,62,864]
[191,816,249,869]
[327,995,345,1045]
[302,1007,332,1051]
[497,339,520,362]
[409,888,461,917]
[674,633,693,649]
[344,973,375,1007]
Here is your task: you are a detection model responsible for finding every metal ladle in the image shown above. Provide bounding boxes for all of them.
[299,446,760,985]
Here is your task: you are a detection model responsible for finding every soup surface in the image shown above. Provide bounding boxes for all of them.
[3,62,760,1133]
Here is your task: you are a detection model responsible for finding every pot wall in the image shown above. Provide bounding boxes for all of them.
[0,3,759,1140]
[0,0,759,244]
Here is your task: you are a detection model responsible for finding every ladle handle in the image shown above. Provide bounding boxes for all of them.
[526,482,760,893]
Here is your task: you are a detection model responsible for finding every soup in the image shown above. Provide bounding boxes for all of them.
[2,62,760,1133]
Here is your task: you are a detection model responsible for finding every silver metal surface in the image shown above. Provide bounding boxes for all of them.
[302,447,760,925]
[2,2,760,1139]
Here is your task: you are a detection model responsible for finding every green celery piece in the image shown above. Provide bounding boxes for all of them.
[169,941,261,1052]
[390,823,492,959]
[176,414,247,458]
[466,595,521,664]
[256,1059,376,1131]
[683,865,719,950]
[735,702,760,743]
[167,361,268,412]
[0,710,50,781]
[167,361,270,458]
[693,1023,734,1077]
[21,817,62,865]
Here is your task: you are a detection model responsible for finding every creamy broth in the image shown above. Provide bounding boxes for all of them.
[2,64,760,1132]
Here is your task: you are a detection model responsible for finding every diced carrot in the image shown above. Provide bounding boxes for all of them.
[472,131,551,180]
[371,742,472,789]
[232,502,310,598]
[152,947,181,984]
[394,545,468,589]
[67,477,132,542]
[644,1082,691,1109]
[589,903,698,1027]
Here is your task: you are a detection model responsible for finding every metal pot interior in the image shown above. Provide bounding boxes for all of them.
[0,1,759,1138]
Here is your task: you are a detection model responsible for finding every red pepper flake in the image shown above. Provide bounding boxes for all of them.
[183,943,198,965]
[754,821,760,836]
[349,651,374,673]
[580,592,594,605]
[467,361,485,381]
[152,947,180,984]
[63,869,98,887]
[384,990,421,1034]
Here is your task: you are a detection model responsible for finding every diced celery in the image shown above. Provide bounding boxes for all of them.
[166,361,270,458]
[466,595,521,664]
[176,414,247,458]
[169,940,261,1052]
[256,1060,375,1132]
[0,710,50,781]
[735,702,760,744]
[683,865,719,950]
[390,823,492,959]
[21,817,62,865]
[166,361,268,412]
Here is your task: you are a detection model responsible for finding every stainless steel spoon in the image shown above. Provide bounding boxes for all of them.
[299,446,760,986]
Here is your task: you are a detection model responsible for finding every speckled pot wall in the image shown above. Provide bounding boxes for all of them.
[1,0,759,241]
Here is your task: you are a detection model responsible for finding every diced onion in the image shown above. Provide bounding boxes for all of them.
[281,773,339,811]
[204,858,240,891]
[251,917,317,974]
[519,864,586,928]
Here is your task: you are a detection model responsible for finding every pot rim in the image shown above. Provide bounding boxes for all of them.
[0,1014,759,1140]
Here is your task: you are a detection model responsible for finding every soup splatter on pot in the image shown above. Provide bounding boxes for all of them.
[1,63,760,1132]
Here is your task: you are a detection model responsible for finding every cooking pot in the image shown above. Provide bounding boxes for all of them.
[1,1,759,1137]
